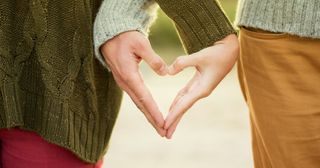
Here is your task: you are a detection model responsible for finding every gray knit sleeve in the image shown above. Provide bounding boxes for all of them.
[94,0,159,70]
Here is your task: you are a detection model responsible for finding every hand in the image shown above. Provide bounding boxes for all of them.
[101,31,168,137]
[164,34,239,139]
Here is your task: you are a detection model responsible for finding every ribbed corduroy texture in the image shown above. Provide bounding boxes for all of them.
[0,0,123,163]
[94,0,159,70]
[155,0,236,54]
[236,0,320,38]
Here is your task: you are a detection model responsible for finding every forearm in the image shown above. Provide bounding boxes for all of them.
[94,0,159,70]
[154,0,236,54]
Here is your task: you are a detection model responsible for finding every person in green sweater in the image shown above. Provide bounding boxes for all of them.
[0,0,237,167]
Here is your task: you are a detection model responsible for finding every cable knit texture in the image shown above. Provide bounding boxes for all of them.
[236,0,320,38]
[1,0,235,164]
[0,0,123,163]
[94,0,159,69]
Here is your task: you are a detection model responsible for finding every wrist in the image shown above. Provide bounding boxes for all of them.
[214,34,238,45]
[214,34,239,53]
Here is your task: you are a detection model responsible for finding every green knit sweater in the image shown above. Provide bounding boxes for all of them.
[0,0,235,163]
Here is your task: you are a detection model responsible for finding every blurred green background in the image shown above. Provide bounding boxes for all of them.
[149,0,238,63]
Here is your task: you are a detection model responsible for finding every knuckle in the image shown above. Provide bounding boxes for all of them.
[178,89,187,97]
[150,58,163,70]
[174,57,184,69]
[201,89,212,98]
[135,37,149,50]
[137,93,149,103]
[137,96,146,104]
[135,103,144,111]
[117,69,129,79]
[122,75,136,84]
[118,69,139,84]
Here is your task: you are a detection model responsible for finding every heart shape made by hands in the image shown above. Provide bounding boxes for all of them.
[140,62,196,117]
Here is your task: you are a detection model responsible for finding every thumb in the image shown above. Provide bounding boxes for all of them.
[168,54,198,75]
[134,40,168,76]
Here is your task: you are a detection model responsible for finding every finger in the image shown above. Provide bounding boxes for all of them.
[165,73,199,138]
[128,91,166,137]
[165,84,207,129]
[165,94,197,130]
[124,73,165,129]
[169,90,185,113]
[112,72,166,136]
[169,72,200,112]
[129,93,166,137]
[134,41,167,76]
[168,54,199,75]
[166,115,183,139]
[166,70,222,130]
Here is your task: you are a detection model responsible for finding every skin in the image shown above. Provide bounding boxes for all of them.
[102,31,239,139]
[165,34,239,139]
[101,31,168,137]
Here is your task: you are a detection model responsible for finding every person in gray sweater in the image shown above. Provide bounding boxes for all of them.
[235,1,320,168]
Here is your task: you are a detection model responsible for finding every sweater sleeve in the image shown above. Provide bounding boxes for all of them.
[93,0,159,70]
[154,0,236,54]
